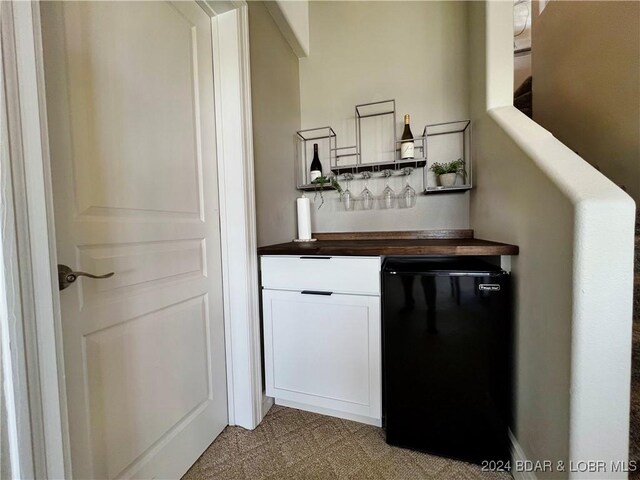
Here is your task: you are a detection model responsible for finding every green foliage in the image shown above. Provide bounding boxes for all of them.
[311,175,342,209]
[311,176,343,194]
[429,158,465,176]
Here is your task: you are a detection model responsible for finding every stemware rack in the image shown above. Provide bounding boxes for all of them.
[296,99,472,194]
[339,167,419,211]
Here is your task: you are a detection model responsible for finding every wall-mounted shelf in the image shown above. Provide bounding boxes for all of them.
[296,101,473,196]
[332,158,426,176]
[423,120,472,194]
[297,183,337,192]
[329,100,428,183]
[423,186,471,195]
[296,127,337,190]
[356,100,397,166]
[333,145,360,167]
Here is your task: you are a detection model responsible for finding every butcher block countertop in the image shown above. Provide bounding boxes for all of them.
[257,230,519,256]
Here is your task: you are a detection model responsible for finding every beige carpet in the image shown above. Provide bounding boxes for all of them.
[183,405,511,480]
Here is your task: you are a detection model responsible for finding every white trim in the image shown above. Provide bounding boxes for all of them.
[500,255,511,273]
[211,10,234,427]
[236,3,264,426]
[275,398,382,427]
[0,1,69,477]
[211,3,264,429]
[509,430,537,480]
[0,6,32,477]
[1,0,264,477]
[262,394,274,418]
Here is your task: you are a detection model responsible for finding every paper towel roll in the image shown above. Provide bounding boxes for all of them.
[296,195,312,240]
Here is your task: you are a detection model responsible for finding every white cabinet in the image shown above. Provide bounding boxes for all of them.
[261,256,381,426]
[261,255,381,295]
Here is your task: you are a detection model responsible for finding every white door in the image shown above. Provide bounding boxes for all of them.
[40,2,227,478]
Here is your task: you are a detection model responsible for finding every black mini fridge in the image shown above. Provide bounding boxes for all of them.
[382,257,512,464]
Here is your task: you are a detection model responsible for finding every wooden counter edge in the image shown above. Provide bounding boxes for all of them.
[257,243,519,256]
[312,229,474,241]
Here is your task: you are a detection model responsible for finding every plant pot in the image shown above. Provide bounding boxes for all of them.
[438,173,457,187]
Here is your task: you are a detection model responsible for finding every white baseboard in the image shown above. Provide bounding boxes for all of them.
[274,398,382,427]
[510,429,537,480]
[261,394,274,420]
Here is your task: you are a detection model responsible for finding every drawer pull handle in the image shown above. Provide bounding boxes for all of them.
[301,290,333,296]
[300,256,332,260]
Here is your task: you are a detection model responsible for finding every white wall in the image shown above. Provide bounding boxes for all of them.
[278,0,308,54]
[264,0,309,58]
[248,2,301,246]
[470,2,635,477]
[532,1,640,205]
[299,1,470,233]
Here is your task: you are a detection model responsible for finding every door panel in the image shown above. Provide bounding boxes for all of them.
[63,1,203,217]
[85,296,210,478]
[40,2,227,478]
[272,297,370,403]
[77,239,205,295]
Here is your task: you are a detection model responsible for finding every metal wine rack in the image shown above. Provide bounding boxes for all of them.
[295,99,472,194]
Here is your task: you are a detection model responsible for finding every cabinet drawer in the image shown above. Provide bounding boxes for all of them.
[260,255,381,295]
[262,289,381,422]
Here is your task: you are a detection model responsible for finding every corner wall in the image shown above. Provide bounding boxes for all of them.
[248,1,300,246]
[470,2,635,477]
[532,1,640,205]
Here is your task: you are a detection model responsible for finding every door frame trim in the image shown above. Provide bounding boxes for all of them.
[0,1,264,477]
[1,2,69,477]
[208,3,266,429]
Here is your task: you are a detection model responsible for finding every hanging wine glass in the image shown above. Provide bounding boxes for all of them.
[379,170,396,209]
[359,171,374,210]
[399,167,416,208]
[341,173,354,211]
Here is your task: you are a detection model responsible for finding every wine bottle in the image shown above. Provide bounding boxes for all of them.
[400,114,415,160]
[310,143,322,182]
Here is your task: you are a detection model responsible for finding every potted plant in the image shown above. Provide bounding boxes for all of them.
[311,174,342,209]
[430,159,465,187]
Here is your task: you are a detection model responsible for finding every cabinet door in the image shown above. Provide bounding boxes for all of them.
[263,289,381,423]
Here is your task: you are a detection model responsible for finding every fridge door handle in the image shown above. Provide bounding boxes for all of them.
[301,290,333,296]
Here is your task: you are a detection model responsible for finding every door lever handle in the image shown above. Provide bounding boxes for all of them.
[58,264,114,291]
